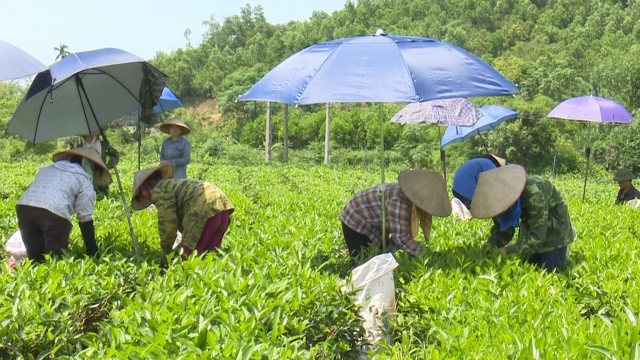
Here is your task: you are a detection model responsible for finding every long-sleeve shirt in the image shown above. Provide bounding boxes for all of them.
[615,184,640,204]
[160,136,191,179]
[18,161,96,223]
[151,179,234,254]
[488,176,574,259]
[340,183,424,255]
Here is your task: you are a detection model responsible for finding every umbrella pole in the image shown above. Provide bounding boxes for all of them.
[379,103,387,253]
[101,131,140,258]
[582,123,592,202]
[438,127,447,183]
[76,77,140,258]
[137,118,142,171]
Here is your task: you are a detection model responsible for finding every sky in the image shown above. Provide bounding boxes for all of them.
[1,0,349,66]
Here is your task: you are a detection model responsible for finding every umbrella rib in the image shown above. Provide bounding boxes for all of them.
[32,89,54,144]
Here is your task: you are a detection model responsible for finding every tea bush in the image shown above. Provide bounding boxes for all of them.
[1,158,639,359]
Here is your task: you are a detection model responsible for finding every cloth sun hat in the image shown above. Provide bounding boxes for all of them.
[398,170,452,217]
[470,164,527,219]
[131,165,174,211]
[158,118,190,136]
[52,147,112,186]
[613,168,634,182]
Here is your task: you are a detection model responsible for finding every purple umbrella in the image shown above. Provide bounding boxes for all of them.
[547,95,634,201]
[547,95,632,123]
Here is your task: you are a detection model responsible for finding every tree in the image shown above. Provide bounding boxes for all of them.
[54,43,70,61]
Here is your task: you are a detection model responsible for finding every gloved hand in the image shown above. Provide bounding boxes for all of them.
[79,220,99,257]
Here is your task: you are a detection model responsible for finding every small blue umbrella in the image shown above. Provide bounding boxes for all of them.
[441,105,517,147]
[154,86,182,113]
[0,40,47,81]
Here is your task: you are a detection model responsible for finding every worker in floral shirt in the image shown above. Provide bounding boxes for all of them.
[340,170,451,262]
[452,159,575,272]
[131,165,234,266]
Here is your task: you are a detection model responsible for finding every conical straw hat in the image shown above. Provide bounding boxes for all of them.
[470,164,527,219]
[398,170,452,217]
[131,165,174,211]
[52,147,112,186]
[158,118,190,135]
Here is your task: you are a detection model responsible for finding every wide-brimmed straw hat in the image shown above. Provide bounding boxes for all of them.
[398,170,452,217]
[613,168,634,182]
[52,147,112,186]
[470,164,527,219]
[131,165,174,211]
[158,118,190,136]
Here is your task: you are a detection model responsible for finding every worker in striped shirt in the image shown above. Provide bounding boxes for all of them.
[340,170,452,263]
[131,165,234,266]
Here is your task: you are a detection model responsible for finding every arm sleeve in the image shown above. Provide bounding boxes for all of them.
[79,220,98,256]
[388,196,423,256]
[487,217,515,248]
[506,187,550,257]
[74,178,96,223]
[160,139,167,161]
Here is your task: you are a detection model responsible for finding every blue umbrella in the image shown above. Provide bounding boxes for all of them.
[7,48,167,144]
[239,31,518,250]
[0,40,47,81]
[441,105,517,147]
[239,33,517,105]
[154,86,182,113]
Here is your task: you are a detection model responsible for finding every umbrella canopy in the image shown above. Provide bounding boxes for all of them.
[547,95,632,123]
[441,105,517,147]
[7,48,167,143]
[0,40,47,81]
[390,98,482,126]
[154,86,182,113]
[238,33,518,105]
[547,95,633,202]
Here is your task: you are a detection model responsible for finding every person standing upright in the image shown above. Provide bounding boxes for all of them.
[159,118,191,179]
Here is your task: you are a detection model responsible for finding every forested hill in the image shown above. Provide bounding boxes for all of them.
[150,0,640,173]
[153,0,640,109]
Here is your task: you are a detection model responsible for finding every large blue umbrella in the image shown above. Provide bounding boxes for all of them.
[239,31,518,249]
[0,40,47,81]
[441,105,517,147]
[239,33,517,105]
[7,47,167,257]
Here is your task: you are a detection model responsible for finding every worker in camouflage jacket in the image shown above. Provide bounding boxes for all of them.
[452,158,575,272]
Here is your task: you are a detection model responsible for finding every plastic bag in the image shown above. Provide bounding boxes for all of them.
[5,230,27,266]
[451,198,472,221]
[342,253,399,352]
